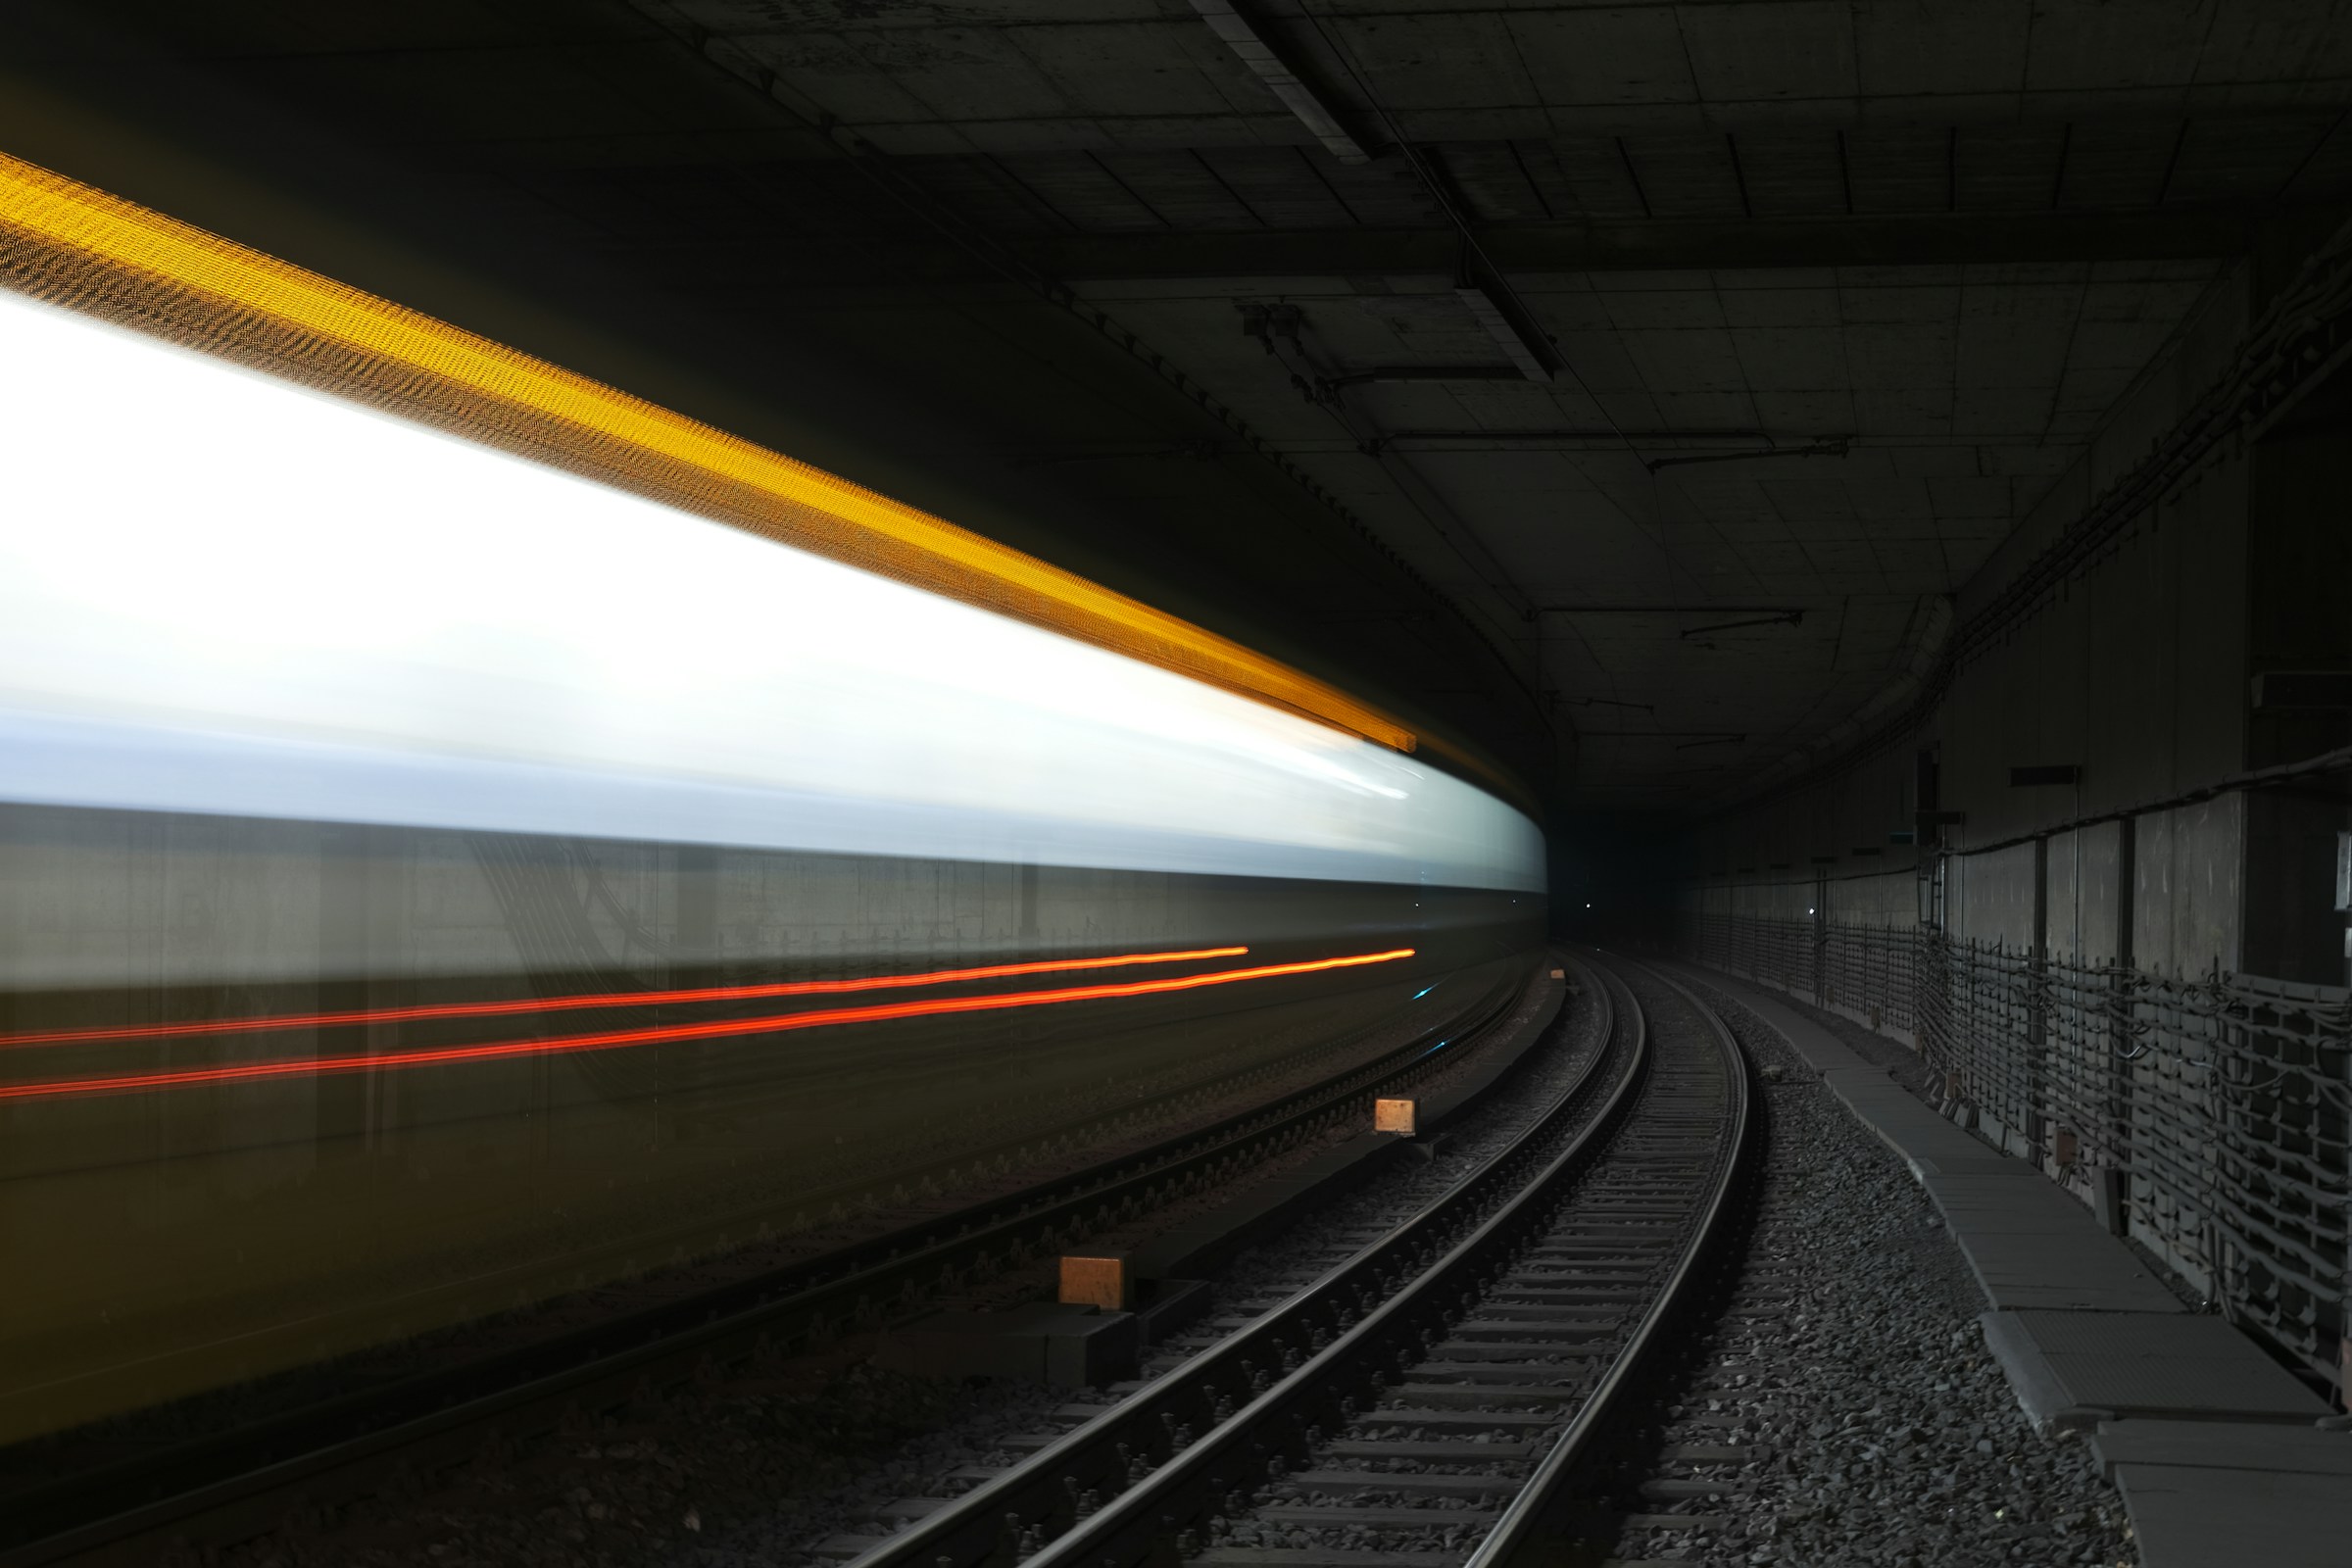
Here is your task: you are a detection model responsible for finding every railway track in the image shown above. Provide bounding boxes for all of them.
[836,953,1753,1568]
[0,964,1553,1565]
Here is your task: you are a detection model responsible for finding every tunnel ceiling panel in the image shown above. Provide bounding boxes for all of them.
[17,0,2350,810]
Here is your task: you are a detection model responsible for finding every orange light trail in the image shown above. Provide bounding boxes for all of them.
[0,946,1252,1051]
[0,948,1416,1103]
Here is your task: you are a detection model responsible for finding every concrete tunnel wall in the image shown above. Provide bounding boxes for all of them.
[1666,250,2352,1333]
[1677,256,2264,980]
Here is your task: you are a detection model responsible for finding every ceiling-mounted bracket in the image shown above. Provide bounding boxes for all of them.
[1452,261,1558,382]
[1646,436,1852,472]
[1236,299,1304,357]
[1553,695,1656,712]
[1680,611,1805,639]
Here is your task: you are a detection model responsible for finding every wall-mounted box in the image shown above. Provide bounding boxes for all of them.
[2253,670,2352,710]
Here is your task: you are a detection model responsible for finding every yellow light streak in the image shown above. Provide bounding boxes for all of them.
[0,151,1414,753]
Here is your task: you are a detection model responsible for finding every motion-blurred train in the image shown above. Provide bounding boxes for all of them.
[0,153,1545,1443]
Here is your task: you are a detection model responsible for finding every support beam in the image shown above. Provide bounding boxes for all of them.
[1188,0,1373,166]
[1455,278,1555,380]
[1322,366,1522,388]
[637,203,2336,291]
[997,207,2315,280]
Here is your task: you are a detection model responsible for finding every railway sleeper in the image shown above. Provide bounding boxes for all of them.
[1352,1408,1565,1430]
[1322,1440,1538,1460]
[1381,1384,1586,1406]
[1250,1503,1501,1527]
[1429,1338,1615,1359]
[1189,1549,1467,1568]
[1282,1471,1520,1496]
[1461,1304,1626,1325]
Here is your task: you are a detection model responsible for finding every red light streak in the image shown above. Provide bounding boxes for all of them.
[0,946,1252,1050]
[0,948,1416,1103]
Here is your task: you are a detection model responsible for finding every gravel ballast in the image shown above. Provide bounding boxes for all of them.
[1152,962,1614,1369]
[1612,973,2138,1568]
[1712,973,2206,1312]
[224,970,1592,1568]
[225,963,2139,1568]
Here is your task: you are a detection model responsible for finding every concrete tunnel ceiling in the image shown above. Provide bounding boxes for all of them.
[30,0,2352,811]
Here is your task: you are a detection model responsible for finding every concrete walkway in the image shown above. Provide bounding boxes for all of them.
[1668,961,2349,1568]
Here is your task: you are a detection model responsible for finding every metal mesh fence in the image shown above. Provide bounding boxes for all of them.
[1678,910,2350,1400]
[1824,923,1918,1033]
[1681,914,1913,1033]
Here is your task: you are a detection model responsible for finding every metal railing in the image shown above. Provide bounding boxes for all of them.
[1676,913,2350,1402]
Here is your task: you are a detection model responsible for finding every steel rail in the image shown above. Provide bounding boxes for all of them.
[848,954,1637,1568]
[878,951,1754,1568]
[0,965,1544,1565]
[1463,956,1757,1568]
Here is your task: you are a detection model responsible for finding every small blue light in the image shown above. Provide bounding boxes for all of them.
[1411,985,1436,1000]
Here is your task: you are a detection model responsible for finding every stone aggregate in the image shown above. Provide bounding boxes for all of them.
[1198,958,1704,1557]
[220,973,1589,1568]
[1153,973,1613,1361]
[89,986,1470,1466]
[1613,977,2139,1568]
[233,1348,1101,1568]
[1761,983,2206,1313]
[219,967,2141,1568]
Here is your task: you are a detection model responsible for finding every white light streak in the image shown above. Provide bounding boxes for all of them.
[0,291,1543,890]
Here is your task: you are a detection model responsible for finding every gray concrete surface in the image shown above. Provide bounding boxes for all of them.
[1677,961,2351,1568]
[1674,963,2184,1313]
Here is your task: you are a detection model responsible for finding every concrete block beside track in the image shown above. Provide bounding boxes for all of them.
[1671,961,2352,1568]
[1131,967,1570,1285]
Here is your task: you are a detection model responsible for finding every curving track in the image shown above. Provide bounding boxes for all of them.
[841,953,1754,1568]
[0,968,1542,1566]
[0,954,1751,1568]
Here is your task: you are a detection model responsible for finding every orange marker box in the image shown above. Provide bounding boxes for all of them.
[1374,1098,1418,1136]
[1058,1255,1130,1311]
